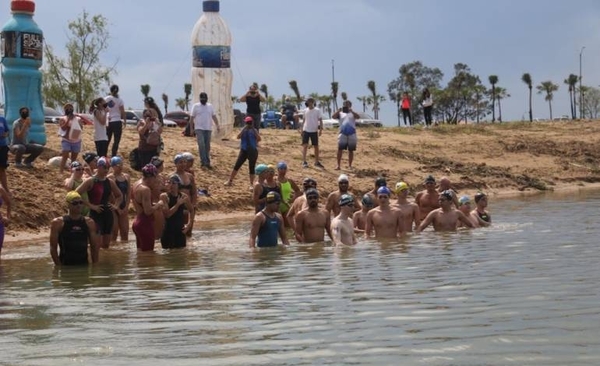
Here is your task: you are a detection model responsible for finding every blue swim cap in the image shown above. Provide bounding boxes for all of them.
[110,156,123,166]
[459,195,471,206]
[277,161,287,170]
[377,186,392,196]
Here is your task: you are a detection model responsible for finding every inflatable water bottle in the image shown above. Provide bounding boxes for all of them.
[1,0,46,144]
[191,0,233,135]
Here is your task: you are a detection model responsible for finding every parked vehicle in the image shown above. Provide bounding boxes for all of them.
[322,118,339,129]
[356,112,383,128]
[261,110,282,128]
[44,106,63,124]
[164,111,190,128]
[125,110,142,126]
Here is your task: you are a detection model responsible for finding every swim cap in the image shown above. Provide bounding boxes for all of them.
[375,177,387,187]
[474,192,487,203]
[377,186,392,196]
[424,175,436,184]
[277,161,287,170]
[440,190,454,201]
[244,116,253,124]
[459,195,471,206]
[338,174,349,183]
[255,164,268,175]
[83,152,97,164]
[168,174,182,185]
[70,161,82,170]
[305,188,319,197]
[266,164,275,172]
[339,193,354,207]
[361,194,374,207]
[394,181,409,193]
[303,177,317,187]
[110,156,123,166]
[182,152,194,161]
[65,190,82,203]
[174,154,184,164]
[151,156,163,168]
[96,157,109,168]
[141,164,158,177]
[265,191,281,204]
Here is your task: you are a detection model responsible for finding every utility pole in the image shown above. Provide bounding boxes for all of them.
[580,46,585,120]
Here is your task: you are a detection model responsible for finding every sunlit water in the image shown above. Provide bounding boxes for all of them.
[1,190,600,365]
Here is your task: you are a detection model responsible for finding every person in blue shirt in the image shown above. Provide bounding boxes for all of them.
[0,116,10,192]
[224,116,261,187]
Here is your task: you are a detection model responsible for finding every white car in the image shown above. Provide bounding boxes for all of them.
[356,112,383,128]
[126,110,176,127]
[322,118,339,129]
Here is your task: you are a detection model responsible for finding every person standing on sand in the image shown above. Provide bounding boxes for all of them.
[224,116,261,187]
[472,192,491,227]
[58,103,83,173]
[365,186,404,239]
[159,174,193,249]
[105,84,126,157]
[331,194,357,246]
[332,100,360,170]
[294,188,333,243]
[239,84,266,131]
[249,192,289,248]
[417,190,474,232]
[76,157,123,250]
[415,175,440,220]
[131,164,164,251]
[190,92,220,169]
[90,98,109,158]
[421,88,433,126]
[326,174,360,217]
[0,184,11,259]
[300,97,324,169]
[401,92,412,126]
[286,177,317,230]
[392,182,421,232]
[353,194,374,234]
[50,191,98,266]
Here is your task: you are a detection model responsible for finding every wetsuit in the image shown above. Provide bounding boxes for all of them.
[88,178,113,235]
[132,188,155,251]
[256,211,280,248]
[279,180,292,214]
[256,183,281,213]
[115,178,129,210]
[161,193,186,249]
[58,215,90,265]
[477,210,491,223]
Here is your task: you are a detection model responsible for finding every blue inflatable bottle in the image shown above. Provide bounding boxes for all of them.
[1,0,46,145]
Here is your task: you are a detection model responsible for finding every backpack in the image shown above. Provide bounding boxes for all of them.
[129,148,141,171]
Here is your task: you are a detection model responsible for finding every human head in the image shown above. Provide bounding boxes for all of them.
[63,103,74,115]
[83,152,98,165]
[265,165,276,179]
[70,161,84,174]
[305,188,319,208]
[306,97,315,108]
[110,156,123,170]
[199,92,208,105]
[66,191,84,210]
[141,163,158,178]
[151,156,164,172]
[377,186,392,201]
[244,116,253,125]
[96,157,110,174]
[474,192,488,207]
[342,100,352,108]
[166,173,182,192]
[361,194,374,210]
[338,174,349,192]
[144,96,155,107]
[277,161,287,174]
[375,176,387,188]
[439,190,454,207]
[302,177,317,191]
[439,176,451,190]
[255,164,268,177]
[403,92,409,98]
[285,97,291,102]
[394,181,409,196]
[458,195,472,213]
[249,84,258,92]
[338,193,355,212]
[19,106,29,118]
[110,84,119,96]
[424,175,436,189]
[181,152,194,168]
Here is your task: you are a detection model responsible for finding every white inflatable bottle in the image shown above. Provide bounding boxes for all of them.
[191,0,233,136]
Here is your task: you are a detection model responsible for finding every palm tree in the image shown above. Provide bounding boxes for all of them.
[184,83,192,111]
[522,73,533,122]
[564,74,579,119]
[356,96,368,112]
[537,81,558,120]
[141,84,151,99]
[288,80,302,108]
[175,98,186,110]
[495,86,510,122]
[367,80,385,119]
[488,75,498,122]
[319,94,332,117]
[331,81,339,111]
[161,93,168,114]
[260,84,269,109]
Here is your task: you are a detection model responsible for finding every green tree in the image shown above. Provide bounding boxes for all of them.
[488,75,498,122]
[434,63,485,124]
[161,93,168,114]
[581,86,600,118]
[289,80,302,108]
[473,84,487,123]
[184,83,192,111]
[495,86,510,122]
[522,73,533,122]
[356,96,369,112]
[536,81,558,120]
[564,74,579,119]
[42,11,115,111]
[141,84,150,99]
[387,61,444,123]
[367,80,385,119]
[175,98,186,110]
[331,81,339,111]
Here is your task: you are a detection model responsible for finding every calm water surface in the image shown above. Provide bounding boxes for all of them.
[1,190,599,365]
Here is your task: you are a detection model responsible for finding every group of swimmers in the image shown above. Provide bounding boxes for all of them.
[250,170,491,247]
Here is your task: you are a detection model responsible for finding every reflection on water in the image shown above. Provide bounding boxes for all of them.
[1,190,600,365]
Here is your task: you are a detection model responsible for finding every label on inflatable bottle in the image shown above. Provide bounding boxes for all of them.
[192,45,230,68]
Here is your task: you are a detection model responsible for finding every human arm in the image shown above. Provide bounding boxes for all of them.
[13,120,29,140]
[364,211,374,238]
[94,109,107,126]
[286,203,297,231]
[85,217,99,263]
[353,212,365,234]
[254,129,262,142]
[294,211,305,242]
[140,186,163,216]
[396,210,405,237]
[277,214,289,245]
[457,211,475,228]
[325,213,333,241]
[76,178,102,213]
[416,210,436,232]
[413,204,422,230]
[212,108,220,132]
[252,184,264,208]
[325,193,335,216]
[331,220,343,246]
[49,217,64,265]
[183,194,194,232]
[109,179,123,211]
[332,109,341,119]
[248,213,263,248]
[318,112,323,136]
[119,103,126,124]
[0,187,10,225]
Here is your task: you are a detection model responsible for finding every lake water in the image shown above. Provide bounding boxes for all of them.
[1,190,599,365]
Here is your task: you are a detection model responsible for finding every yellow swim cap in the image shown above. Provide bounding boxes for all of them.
[394,182,409,193]
[66,190,82,203]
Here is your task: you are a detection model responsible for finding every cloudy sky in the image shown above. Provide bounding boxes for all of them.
[2,0,599,125]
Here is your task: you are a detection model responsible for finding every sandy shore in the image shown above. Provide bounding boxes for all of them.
[5,120,600,244]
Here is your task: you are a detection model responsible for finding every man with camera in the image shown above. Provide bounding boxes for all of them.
[10,106,44,168]
[240,84,265,131]
[332,100,360,170]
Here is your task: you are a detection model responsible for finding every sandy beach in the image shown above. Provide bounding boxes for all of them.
[5,120,600,243]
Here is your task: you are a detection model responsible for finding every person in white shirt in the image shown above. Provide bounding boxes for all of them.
[104,84,126,157]
[58,103,83,173]
[332,100,360,170]
[90,98,108,157]
[299,98,324,169]
[189,92,220,169]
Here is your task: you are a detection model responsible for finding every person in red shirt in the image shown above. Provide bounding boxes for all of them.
[401,92,412,126]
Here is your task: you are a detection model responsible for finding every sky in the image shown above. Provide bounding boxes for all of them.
[1,0,600,125]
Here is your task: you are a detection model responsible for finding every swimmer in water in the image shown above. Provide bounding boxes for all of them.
[417,190,474,232]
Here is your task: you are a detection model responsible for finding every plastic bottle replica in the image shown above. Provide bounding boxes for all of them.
[191,0,233,135]
[1,0,46,144]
